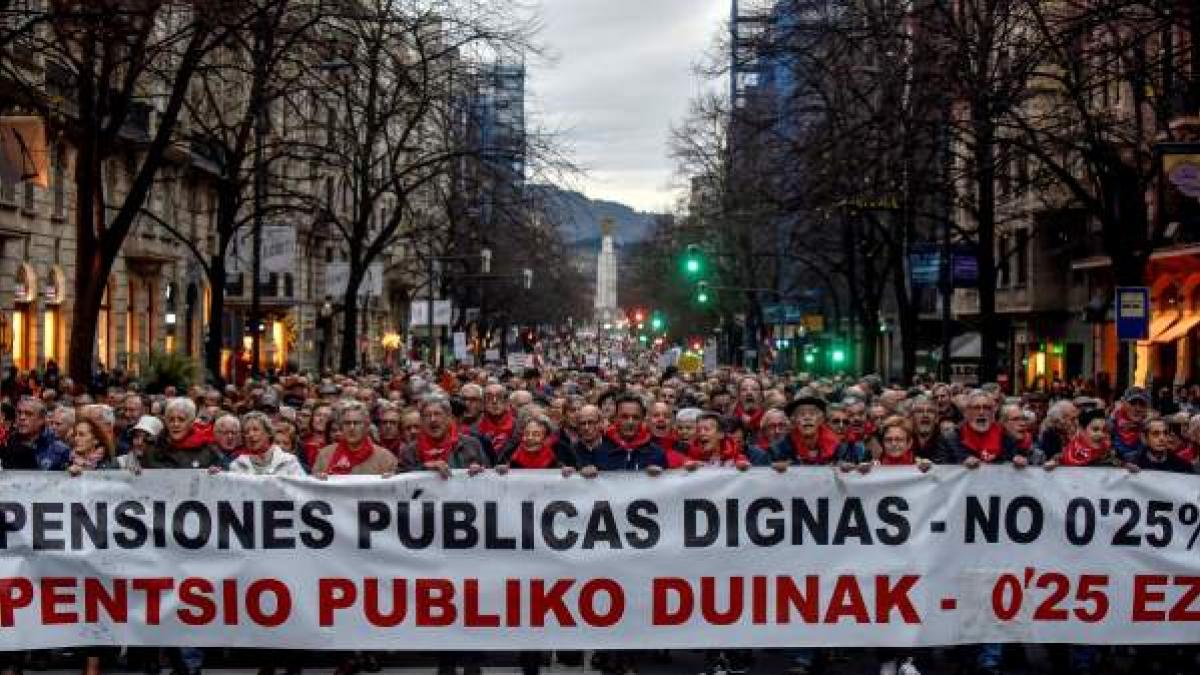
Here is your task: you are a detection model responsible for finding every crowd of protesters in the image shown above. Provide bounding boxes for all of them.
[0,356,1197,675]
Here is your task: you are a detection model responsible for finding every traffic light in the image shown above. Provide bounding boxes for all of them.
[638,334,648,344]
[650,313,664,331]
[831,346,847,365]
[696,281,710,304]
[804,352,816,365]
[683,244,704,277]
[634,309,645,323]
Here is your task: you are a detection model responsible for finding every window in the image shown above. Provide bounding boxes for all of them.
[22,178,34,212]
[1016,230,1029,286]
[52,146,65,219]
[998,234,1011,288]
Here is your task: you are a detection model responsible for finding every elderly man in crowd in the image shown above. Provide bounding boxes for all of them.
[4,397,70,470]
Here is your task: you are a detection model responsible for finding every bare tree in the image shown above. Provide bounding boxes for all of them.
[0,1,253,383]
[316,0,541,371]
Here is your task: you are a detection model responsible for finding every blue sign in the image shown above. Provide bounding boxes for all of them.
[1116,287,1150,341]
[763,304,803,325]
[907,244,978,288]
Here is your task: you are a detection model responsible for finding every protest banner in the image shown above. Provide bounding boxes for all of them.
[2,468,1200,649]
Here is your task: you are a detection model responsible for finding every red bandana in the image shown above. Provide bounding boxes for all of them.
[607,424,653,451]
[172,422,214,451]
[478,411,515,447]
[734,405,764,432]
[328,438,375,475]
[510,442,558,469]
[1113,406,1142,447]
[959,422,1004,462]
[880,448,915,466]
[790,425,841,464]
[1061,433,1110,467]
[686,438,744,465]
[653,432,679,452]
[416,424,460,464]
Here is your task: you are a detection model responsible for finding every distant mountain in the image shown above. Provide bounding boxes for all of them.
[529,184,659,245]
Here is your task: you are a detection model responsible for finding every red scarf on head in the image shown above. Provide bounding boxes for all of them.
[790,425,841,464]
[172,422,214,451]
[686,438,745,465]
[734,405,764,432]
[1061,433,1111,467]
[880,447,915,466]
[478,410,514,446]
[1113,406,1143,447]
[959,422,1004,462]
[606,424,653,451]
[416,423,460,464]
[328,437,375,475]
[510,441,558,469]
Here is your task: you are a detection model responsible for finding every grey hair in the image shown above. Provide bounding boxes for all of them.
[676,407,704,424]
[418,394,453,415]
[518,412,556,438]
[239,411,271,435]
[165,397,197,421]
[51,404,76,425]
[214,413,241,432]
[336,400,370,424]
[1040,399,1078,435]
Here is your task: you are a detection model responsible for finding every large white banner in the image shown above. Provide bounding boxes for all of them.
[2,468,1200,650]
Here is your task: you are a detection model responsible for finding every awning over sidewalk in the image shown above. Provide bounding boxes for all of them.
[1155,313,1200,344]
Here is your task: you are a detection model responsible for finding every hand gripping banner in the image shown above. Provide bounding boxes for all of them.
[1,467,1200,649]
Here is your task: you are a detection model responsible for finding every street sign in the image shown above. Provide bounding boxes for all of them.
[409,300,453,326]
[763,304,804,324]
[1116,287,1150,341]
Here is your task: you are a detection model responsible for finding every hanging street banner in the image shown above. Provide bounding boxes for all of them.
[2,468,1200,650]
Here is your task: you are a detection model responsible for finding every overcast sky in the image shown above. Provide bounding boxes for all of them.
[528,0,728,214]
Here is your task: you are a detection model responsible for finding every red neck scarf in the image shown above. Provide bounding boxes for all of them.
[478,410,514,445]
[607,424,653,451]
[959,422,1004,462]
[416,423,460,464]
[510,441,558,469]
[328,437,375,475]
[880,447,915,466]
[653,432,678,451]
[734,405,764,432]
[1113,406,1143,447]
[790,425,841,464]
[686,438,743,465]
[172,422,214,451]
[1061,433,1110,467]
[1016,430,1034,452]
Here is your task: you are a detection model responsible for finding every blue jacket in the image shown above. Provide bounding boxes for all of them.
[575,435,666,471]
[5,428,70,471]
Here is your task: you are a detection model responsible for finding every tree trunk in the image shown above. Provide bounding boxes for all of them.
[338,267,365,373]
[68,247,108,386]
[893,250,918,383]
[204,252,227,384]
[67,137,105,385]
[974,117,1000,384]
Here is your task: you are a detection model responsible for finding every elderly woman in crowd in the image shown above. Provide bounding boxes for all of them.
[227,411,304,477]
[142,397,225,471]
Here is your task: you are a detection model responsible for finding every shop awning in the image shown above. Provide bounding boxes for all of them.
[1144,310,1181,344]
[1155,313,1200,344]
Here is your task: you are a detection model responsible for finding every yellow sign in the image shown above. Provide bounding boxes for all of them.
[801,314,825,333]
[678,352,703,374]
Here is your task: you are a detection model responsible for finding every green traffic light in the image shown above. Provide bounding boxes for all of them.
[832,348,846,364]
[683,244,704,277]
[638,334,648,343]
[651,316,663,330]
[686,258,700,274]
[804,353,815,365]
[697,291,709,304]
